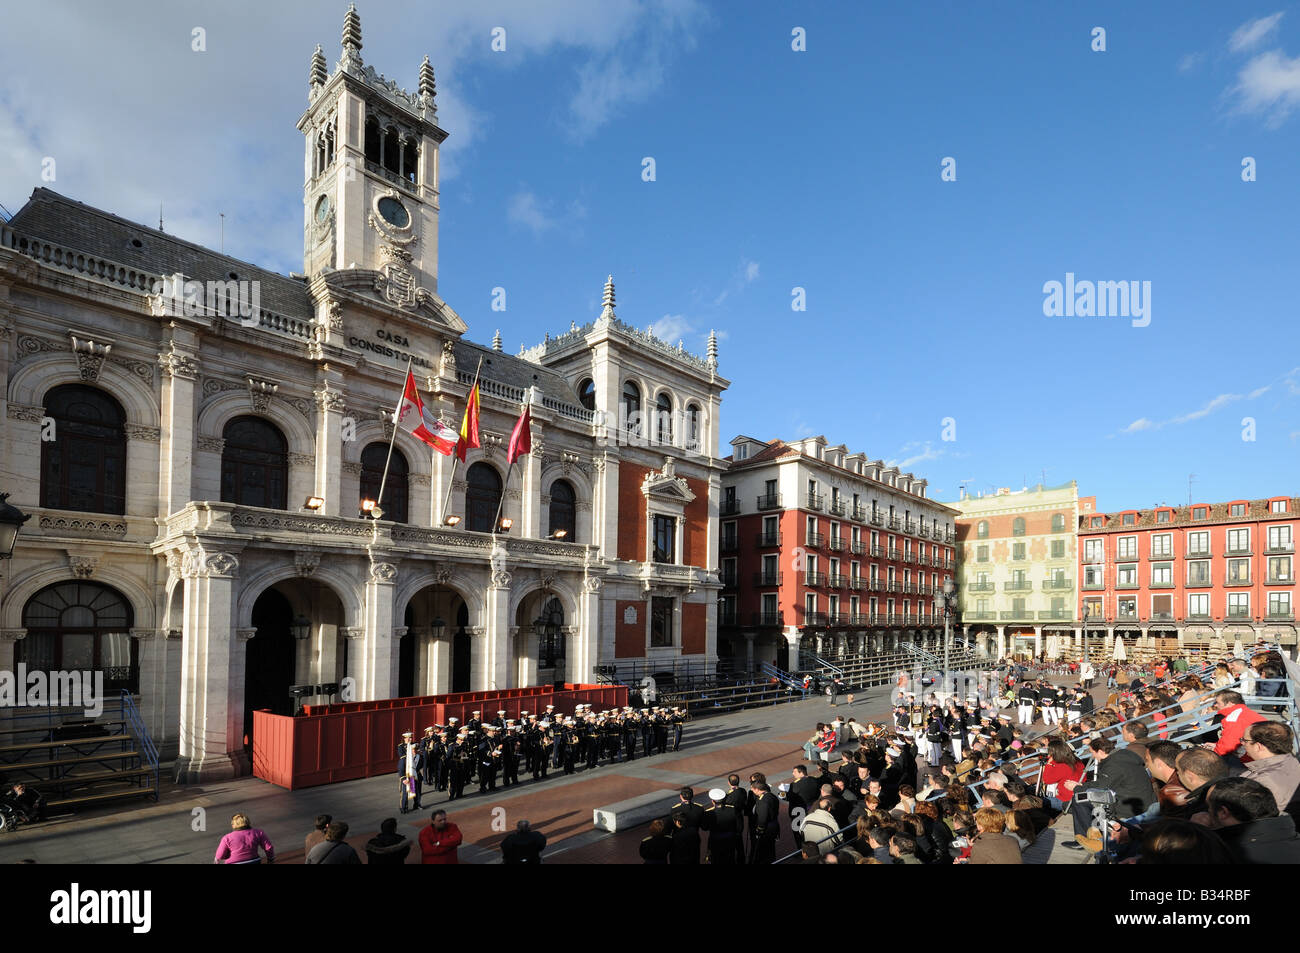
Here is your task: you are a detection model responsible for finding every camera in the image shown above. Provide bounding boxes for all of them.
[1084,788,1116,805]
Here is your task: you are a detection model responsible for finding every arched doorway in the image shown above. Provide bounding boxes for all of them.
[453,602,471,692]
[515,592,566,687]
[399,604,416,697]
[20,581,137,693]
[465,462,502,533]
[244,588,295,751]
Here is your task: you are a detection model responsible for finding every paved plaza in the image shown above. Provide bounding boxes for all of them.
[0,672,1096,864]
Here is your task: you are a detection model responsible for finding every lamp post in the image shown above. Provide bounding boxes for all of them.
[942,577,955,687]
[0,493,30,561]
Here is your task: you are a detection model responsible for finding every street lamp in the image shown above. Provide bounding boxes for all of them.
[289,614,312,641]
[942,577,955,687]
[0,493,30,560]
[430,616,446,641]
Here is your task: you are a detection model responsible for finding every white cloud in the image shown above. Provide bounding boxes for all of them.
[507,190,552,235]
[744,259,760,282]
[1229,49,1300,125]
[1179,52,1206,73]
[1118,370,1296,435]
[886,441,943,469]
[1171,392,1242,424]
[1229,12,1285,53]
[1249,385,1271,399]
[650,313,693,344]
[1122,418,1156,433]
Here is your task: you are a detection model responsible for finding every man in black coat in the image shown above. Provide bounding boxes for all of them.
[749,782,781,864]
[500,819,548,863]
[670,787,707,831]
[701,789,742,864]
[397,731,425,814]
[1064,735,1154,848]
[723,775,749,863]
[786,765,822,846]
[1206,777,1300,864]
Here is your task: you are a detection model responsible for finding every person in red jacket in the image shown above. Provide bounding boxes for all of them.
[419,809,463,864]
[1209,690,1266,758]
[1039,739,1087,806]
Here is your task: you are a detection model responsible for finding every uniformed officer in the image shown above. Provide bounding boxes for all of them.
[561,718,580,774]
[446,732,469,800]
[477,726,500,792]
[670,707,685,751]
[397,731,424,814]
[722,775,749,864]
[701,788,741,864]
[1016,679,1039,725]
[622,709,638,761]
[501,722,521,787]
[653,709,669,754]
[420,727,438,786]
[639,709,654,757]
[1039,682,1059,726]
[544,705,562,767]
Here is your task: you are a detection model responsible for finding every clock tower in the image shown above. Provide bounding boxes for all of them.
[298,4,448,304]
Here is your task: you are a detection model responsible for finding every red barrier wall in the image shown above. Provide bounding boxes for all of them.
[254,684,628,790]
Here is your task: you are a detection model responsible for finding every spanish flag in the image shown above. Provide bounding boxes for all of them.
[456,381,480,462]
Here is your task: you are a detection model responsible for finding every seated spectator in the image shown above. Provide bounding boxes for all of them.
[1040,739,1087,807]
[1205,777,1300,864]
[1064,736,1154,850]
[306,821,360,865]
[802,798,842,854]
[1242,722,1300,819]
[304,814,332,856]
[1004,809,1036,851]
[968,807,1022,864]
[889,831,922,864]
[1176,747,1231,822]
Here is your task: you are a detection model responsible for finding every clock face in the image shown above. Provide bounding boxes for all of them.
[377,196,410,228]
[314,194,330,224]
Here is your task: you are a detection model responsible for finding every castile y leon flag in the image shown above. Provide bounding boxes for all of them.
[394,369,458,455]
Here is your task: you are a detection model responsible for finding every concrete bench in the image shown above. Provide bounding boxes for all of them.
[593,790,679,832]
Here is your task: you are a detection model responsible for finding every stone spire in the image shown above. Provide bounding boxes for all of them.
[492,329,503,352]
[600,275,616,320]
[707,328,718,365]
[309,45,328,91]
[419,55,437,107]
[342,4,363,57]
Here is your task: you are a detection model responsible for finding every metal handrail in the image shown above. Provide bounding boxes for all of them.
[121,690,159,802]
[773,816,861,863]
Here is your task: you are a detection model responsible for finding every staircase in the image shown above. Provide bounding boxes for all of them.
[0,691,159,821]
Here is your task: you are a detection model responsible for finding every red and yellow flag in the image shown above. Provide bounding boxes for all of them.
[456,382,480,462]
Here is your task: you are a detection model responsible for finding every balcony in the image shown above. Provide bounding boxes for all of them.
[1038,610,1073,620]
[828,612,850,626]
[850,540,864,555]
[1116,580,1139,590]
[1186,549,1212,559]
[754,570,782,587]
[1186,612,1211,621]
[851,505,868,522]
[964,611,995,621]
[1186,576,1212,588]
[888,548,901,560]
[1043,579,1074,591]
[720,569,738,588]
[720,535,739,552]
[1116,552,1139,563]
[1266,542,1295,554]
[1082,579,1106,591]
[807,493,825,511]
[719,608,739,626]
[756,492,782,511]
[944,559,955,570]
[848,577,864,591]
[917,583,932,595]
[904,520,917,535]
[1226,576,1252,587]
[918,523,930,538]
[870,513,884,527]
[868,578,884,591]
[720,498,741,517]
[828,536,846,552]
[1116,611,1138,622]
[1150,580,1175,589]
[943,531,955,543]
[1266,574,1295,585]
[802,611,829,626]
[806,532,825,548]
[1224,548,1252,557]
[754,610,784,627]
[888,516,902,531]
[849,612,872,625]
[1000,610,1031,620]
[1148,550,1174,561]
[902,552,916,563]
[969,581,995,592]
[1226,608,1252,620]
[828,574,847,589]
[1267,610,1295,621]
[888,581,903,593]
[870,545,883,557]
[1003,581,1032,592]
[1150,612,1175,623]
[829,499,846,517]
[805,571,826,587]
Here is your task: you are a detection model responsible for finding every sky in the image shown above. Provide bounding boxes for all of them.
[1,0,1298,511]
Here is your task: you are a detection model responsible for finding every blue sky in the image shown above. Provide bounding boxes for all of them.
[2,0,1298,509]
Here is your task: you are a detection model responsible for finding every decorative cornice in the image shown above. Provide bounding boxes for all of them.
[314,385,345,413]
[157,343,198,380]
[236,627,258,643]
[69,333,112,383]
[341,461,363,475]
[125,423,162,442]
[248,376,279,413]
[370,561,399,583]
[196,435,225,453]
[39,515,127,539]
[0,629,28,642]
[6,402,44,423]
[341,625,365,640]
[288,452,316,467]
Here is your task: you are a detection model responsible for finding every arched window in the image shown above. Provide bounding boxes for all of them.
[537,596,565,670]
[466,462,502,533]
[402,139,418,185]
[364,115,380,163]
[976,520,989,539]
[549,480,576,541]
[221,416,288,509]
[577,378,596,411]
[1051,513,1065,532]
[20,581,136,693]
[655,392,673,445]
[1012,517,1026,537]
[360,442,408,523]
[622,381,641,437]
[41,384,127,515]
[383,126,401,173]
[685,403,701,451]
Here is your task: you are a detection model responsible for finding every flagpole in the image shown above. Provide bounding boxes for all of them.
[373,357,412,521]
[439,355,484,525]
[492,461,514,534]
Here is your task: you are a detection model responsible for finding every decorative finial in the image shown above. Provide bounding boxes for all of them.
[342,4,363,56]
[419,55,437,106]
[707,328,718,364]
[570,320,577,332]
[600,274,616,319]
[492,329,502,352]
[310,45,328,90]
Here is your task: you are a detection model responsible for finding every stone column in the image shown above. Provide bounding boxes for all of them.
[428,633,451,695]
[744,632,756,672]
[518,626,540,687]
[784,630,802,669]
[362,561,399,700]
[129,627,167,745]
[595,454,619,561]
[522,420,543,539]
[576,576,603,684]
[174,547,246,783]
[294,623,314,691]
[0,629,25,729]
[314,376,345,517]
[392,625,409,697]
[1033,625,1042,658]
[996,629,1007,658]
[340,626,365,698]
[468,625,489,691]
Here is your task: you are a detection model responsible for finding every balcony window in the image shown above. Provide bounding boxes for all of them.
[1012,517,1026,536]
[1268,525,1293,552]
[1227,592,1250,619]
[1187,531,1210,557]
[1117,535,1138,560]
[1268,556,1293,584]
[1187,560,1211,587]
[977,520,988,539]
[652,514,676,564]
[1151,533,1172,558]
[1268,593,1293,618]
[650,596,675,646]
[1226,558,1251,586]
[1227,528,1250,555]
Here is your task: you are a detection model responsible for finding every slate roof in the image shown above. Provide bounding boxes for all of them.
[7,188,314,320]
[453,338,578,403]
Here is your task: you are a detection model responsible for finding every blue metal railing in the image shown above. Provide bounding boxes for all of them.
[798,650,844,678]
[760,662,804,694]
[121,690,159,802]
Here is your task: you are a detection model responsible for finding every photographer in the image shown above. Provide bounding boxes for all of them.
[1061,735,1154,852]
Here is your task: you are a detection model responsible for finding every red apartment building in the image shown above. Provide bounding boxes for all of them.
[718,435,958,671]
[1077,495,1297,655]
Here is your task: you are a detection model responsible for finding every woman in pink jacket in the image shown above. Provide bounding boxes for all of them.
[214,813,275,864]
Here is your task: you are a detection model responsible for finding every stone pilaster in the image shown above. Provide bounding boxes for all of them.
[314,372,345,516]
[157,327,200,518]
[362,560,398,699]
